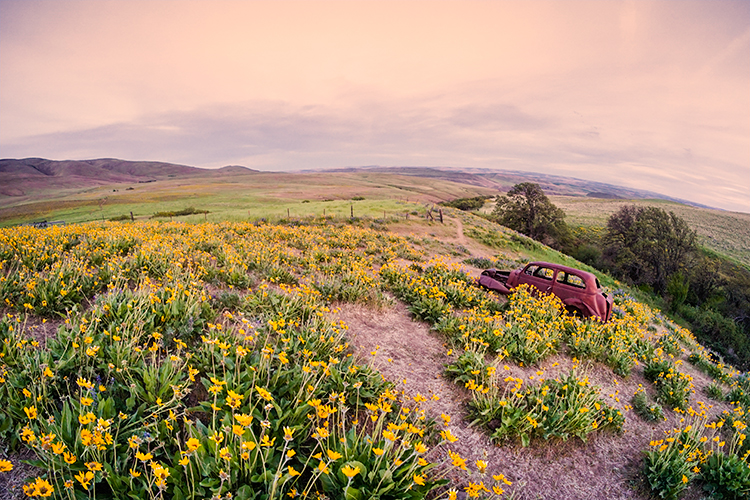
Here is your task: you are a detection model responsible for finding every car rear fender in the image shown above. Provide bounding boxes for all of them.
[562,298,594,318]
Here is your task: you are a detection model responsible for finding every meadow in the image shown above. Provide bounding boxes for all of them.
[0,171,494,227]
[1,207,748,500]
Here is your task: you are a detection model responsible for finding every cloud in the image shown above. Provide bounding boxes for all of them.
[3,93,747,212]
[1,1,748,212]
[448,104,550,131]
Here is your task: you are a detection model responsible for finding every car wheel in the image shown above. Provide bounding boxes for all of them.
[565,305,583,318]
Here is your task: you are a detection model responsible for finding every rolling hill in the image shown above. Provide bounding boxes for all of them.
[1,158,747,266]
[0,158,258,200]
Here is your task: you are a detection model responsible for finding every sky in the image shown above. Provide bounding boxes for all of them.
[1,0,748,213]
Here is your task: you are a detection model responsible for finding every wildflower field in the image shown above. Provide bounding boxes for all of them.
[1,212,748,499]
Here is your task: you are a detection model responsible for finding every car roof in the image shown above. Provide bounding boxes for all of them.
[524,261,598,282]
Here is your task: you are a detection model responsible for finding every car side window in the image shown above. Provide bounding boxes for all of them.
[557,273,586,288]
[524,265,538,276]
[533,267,554,280]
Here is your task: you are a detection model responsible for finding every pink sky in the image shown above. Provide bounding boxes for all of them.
[1,0,748,212]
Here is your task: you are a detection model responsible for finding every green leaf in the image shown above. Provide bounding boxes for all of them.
[236,485,256,500]
[199,478,219,488]
[521,432,530,447]
[344,486,362,500]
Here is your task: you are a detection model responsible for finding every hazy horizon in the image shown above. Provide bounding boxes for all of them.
[1,0,748,212]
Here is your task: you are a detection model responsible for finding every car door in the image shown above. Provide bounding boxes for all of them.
[553,270,587,303]
[519,264,557,295]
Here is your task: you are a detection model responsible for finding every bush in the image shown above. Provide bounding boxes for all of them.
[108,214,132,221]
[463,256,495,269]
[680,304,749,369]
[439,196,487,211]
[570,243,602,267]
[644,359,693,411]
[700,451,750,499]
[705,382,725,401]
[151,207,209,219]
[468,370,624,447]
[632,387,665,422]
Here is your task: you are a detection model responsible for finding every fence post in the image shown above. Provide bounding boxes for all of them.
[130,211,134,222]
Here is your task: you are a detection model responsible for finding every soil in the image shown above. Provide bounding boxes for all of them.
[1,448,39,500]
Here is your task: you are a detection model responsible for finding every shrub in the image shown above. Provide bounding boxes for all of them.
[468,370,624,447]
[439,196,487,211]
[463,256,494,269]
[643,412,704,500]
[444,348,491,386]
[644,358,694,411]
[705,382,725,401]
[632,387,665,422]
[700,451,750,499]
[151,207,209,219]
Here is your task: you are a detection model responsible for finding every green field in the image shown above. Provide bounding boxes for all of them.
[0,171,495,226]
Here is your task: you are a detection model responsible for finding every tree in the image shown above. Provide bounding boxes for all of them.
[602,205,697,294]
[491,183,570,248]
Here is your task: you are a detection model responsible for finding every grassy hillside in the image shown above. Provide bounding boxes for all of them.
[0,171,496,226]
[550,195,750,269]
[2,208,748,499]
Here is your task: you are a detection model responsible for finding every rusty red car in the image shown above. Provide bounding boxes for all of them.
[478,261,613,322]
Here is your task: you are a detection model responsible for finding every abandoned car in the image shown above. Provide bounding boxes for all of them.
[478,261,613,322]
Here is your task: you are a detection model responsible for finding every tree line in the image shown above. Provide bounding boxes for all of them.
[483,183,750,370]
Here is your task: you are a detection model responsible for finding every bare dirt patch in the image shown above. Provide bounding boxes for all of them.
[1,448,42,500]
[0,309,65,345]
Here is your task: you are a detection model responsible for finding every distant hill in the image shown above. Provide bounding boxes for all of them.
[216,165,258,175]
[2,158,714,210]
[323,166,715,209]
[0,158,258,199]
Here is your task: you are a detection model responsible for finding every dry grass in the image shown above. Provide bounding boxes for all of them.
[0,171,492,225]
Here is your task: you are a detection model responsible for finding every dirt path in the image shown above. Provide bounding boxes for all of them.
[454,217,469,248]
[337,302,660,500]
